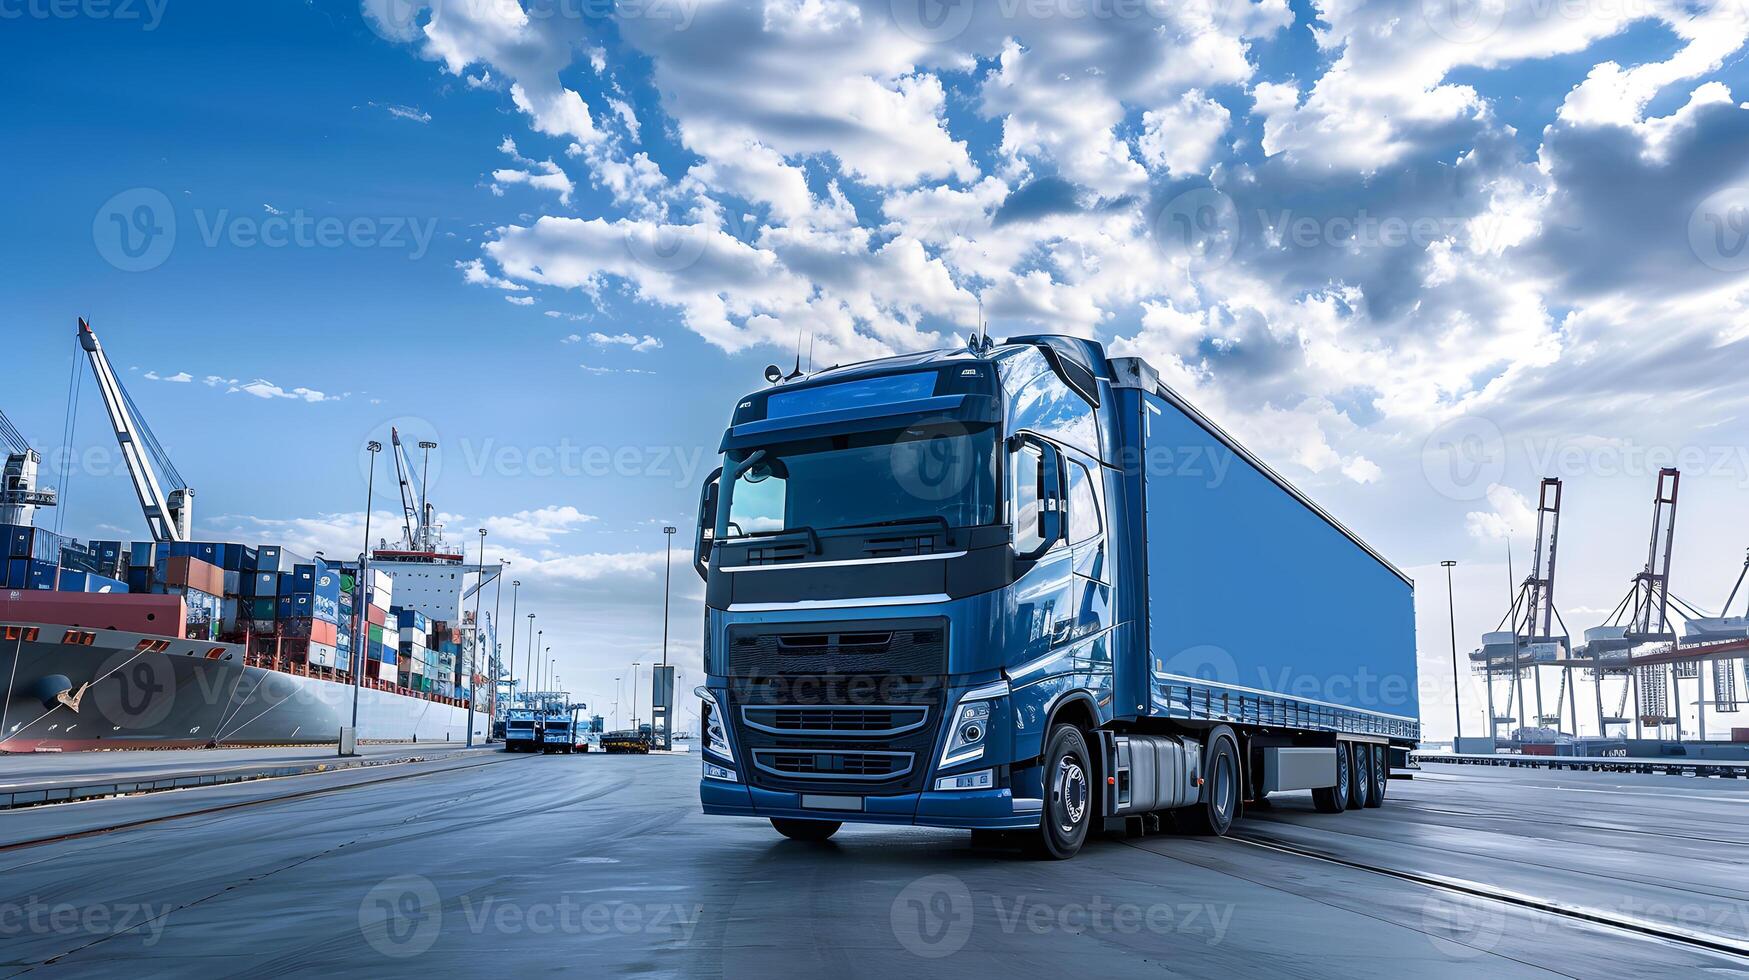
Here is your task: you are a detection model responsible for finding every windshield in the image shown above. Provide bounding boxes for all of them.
[720,423,999,538]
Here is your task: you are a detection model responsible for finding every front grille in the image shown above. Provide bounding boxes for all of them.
[741,705,928,737]
[753,750,914,780]
[725,618,947,795]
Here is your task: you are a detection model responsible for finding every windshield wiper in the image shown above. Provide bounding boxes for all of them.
[739,524,821,554]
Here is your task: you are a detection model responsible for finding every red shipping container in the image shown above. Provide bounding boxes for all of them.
[367,605,387,627]
[0,590,187,637]
[1520,743,1557,756]
[1732,728,1749,743]
[312,619,338,647]
[165,556,226,597]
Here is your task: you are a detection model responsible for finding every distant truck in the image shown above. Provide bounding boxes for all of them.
[505,708,540,753]
[542,709,578,754]
[602,730,651,754]
[693,336,1418,858]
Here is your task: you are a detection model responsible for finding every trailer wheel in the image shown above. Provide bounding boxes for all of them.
[771,819,840,842]
[1349,743,1371,810]
[1312,744,1351,813]
[1180,729,1240,836]
[1027,724,1095,860]
[1366,744,1387,808]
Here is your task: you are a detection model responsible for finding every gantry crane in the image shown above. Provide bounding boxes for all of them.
[0,409,57,527]
[77,318,193,542]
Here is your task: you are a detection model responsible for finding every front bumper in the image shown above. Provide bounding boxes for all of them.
[701,778,1042,830]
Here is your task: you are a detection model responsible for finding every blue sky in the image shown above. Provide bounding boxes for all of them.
[6,0,1749,736]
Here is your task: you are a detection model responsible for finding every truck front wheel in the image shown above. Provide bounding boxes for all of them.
[771,818,840,842]
[1028,724,1095,860]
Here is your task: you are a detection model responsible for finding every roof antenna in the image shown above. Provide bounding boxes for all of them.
[806,331,816,375]
[784,325,804,380]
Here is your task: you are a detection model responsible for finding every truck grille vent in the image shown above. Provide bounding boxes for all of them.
[741,705,928,736]
[753,750,913,780]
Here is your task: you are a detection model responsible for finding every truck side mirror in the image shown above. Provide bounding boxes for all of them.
[1038,446,1065,545]
[694,469,721,581]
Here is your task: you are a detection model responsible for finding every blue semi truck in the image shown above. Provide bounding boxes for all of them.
[693,335,1418,858]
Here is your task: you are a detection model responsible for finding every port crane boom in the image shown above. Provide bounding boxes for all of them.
[390,427,421,551]
[77,318,193,543]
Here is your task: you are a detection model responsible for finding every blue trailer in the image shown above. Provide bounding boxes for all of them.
[693,336,1418,858]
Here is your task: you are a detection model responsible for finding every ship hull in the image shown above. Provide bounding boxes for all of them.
[0,621,483,751]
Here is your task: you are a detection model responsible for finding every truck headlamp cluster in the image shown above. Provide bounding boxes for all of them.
[939,680,1008,770]
[696,686,736,771]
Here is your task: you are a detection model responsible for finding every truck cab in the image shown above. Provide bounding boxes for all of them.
[694,336,1417,857]
[542,711,576,754]
[505,708,539,752]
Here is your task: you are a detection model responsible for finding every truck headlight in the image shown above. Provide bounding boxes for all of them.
[939,680,1007,770]
[697,686,735,765]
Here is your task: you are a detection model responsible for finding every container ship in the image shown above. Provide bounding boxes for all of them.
[0,320,498,752]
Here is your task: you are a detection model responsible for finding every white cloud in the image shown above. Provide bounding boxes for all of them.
[505,295,536,305]
[1137,91,1231,179]
[1466,484,1537,541]
[587,331,663,352]
[228,379,340,403]
[143,370,192,383]
[369,101,432,123]
[485,505,598,544]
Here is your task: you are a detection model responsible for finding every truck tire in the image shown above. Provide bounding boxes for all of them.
[1348,743,1369,810]
[1366,744,1387,808]
[1027,724,1095,860]
[1179,729,1240,836]
[1312,743,1351,813]
[771,819,841,842]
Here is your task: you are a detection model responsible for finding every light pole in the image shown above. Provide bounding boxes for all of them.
[1442,559,1461,751]
[492,558,508,733]
[507,579,521,707]
[614,676,621,728]
[525,613,536,705]
[660,525,677,750]
[464,529,486,747]
[345,440,381,756]
[536,631,545,692]
[631,661,642,730]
